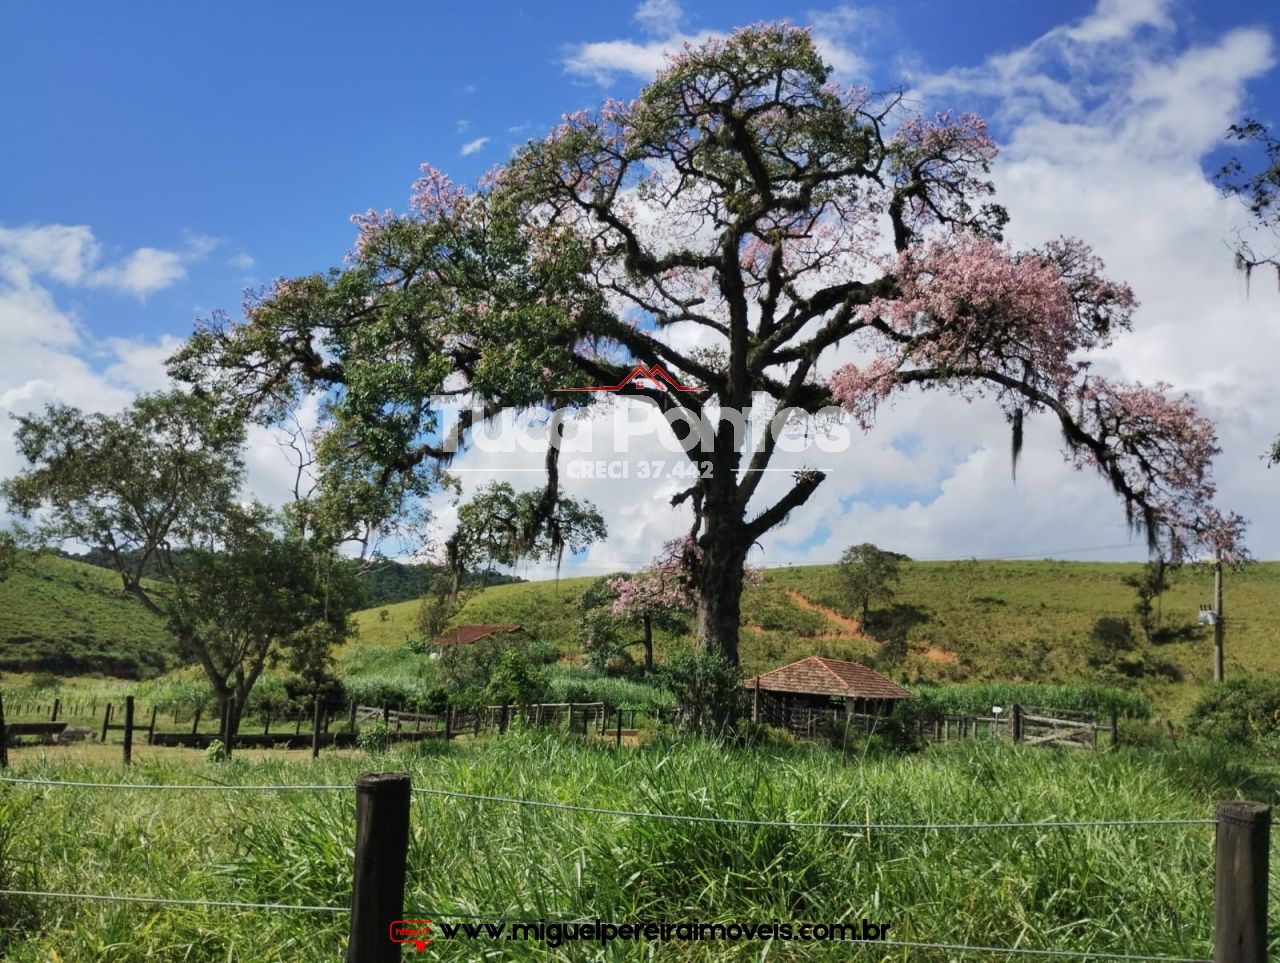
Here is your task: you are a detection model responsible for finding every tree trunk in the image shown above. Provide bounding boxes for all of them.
[695,532,749,665]
[641,615,654,673]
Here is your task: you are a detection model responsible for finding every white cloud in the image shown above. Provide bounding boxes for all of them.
[563,1,871,85]
[460,136,491,156]
[0,222,215,299]
[228,251,255,270]
[88,247,186,297]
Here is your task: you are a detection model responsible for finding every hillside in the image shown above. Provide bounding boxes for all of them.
[352,560,1280,717]
[0,554,179,677]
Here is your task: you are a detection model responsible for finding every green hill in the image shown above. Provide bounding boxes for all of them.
[0,554,179,678]
[352,560,1280,718]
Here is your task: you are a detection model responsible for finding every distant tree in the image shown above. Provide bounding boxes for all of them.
[838,543,906,624]
[1,392,360,752]
[1090,616,1136,668]
[1121,558,1173,644]
[0,532,15,581]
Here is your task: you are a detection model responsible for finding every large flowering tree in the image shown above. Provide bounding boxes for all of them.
[172,25,1245,667]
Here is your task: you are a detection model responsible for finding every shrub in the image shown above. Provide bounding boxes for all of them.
[205,740,227,764]
[357,720,392,754]
[1187,676,1280,746]
[655,649,744,735]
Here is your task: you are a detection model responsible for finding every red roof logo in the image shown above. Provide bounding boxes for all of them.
[557,363,701,394]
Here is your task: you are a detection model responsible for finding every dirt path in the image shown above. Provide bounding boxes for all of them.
[782,589,959,664]
[783,589,866,636]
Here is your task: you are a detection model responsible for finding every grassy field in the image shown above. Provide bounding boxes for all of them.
[352,560,1280,719]
[0,555,178,677]
[1,730,1269,962]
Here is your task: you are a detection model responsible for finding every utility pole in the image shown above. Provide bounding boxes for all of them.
[1213,548,1225,683]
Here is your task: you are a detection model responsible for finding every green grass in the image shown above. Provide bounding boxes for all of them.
[1,732,1272,961]
[0,555,178,678]
[351,561,1280,720]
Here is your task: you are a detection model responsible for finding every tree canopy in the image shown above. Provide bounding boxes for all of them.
[170,24,1246,666]
[1,391,360,749]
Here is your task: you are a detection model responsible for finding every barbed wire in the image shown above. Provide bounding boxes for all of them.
[0,775,1217,830]
[411,786,1215,831]
[0,776,347,792]
[0,888,346,914]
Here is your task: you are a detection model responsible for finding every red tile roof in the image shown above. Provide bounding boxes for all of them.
[744,656,912,700]
[432,624,524,647]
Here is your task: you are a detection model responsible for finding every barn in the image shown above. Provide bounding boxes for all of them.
[744,656,912,731]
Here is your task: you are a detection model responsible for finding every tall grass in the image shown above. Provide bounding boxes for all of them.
[1,731,1266,961]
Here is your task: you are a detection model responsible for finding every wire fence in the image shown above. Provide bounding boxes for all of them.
[0,771,1237,961]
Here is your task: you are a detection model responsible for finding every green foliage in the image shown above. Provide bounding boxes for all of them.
[837,543,906,623]
[543,665,674,710]
[356,719,392,754]
[655,649,745,734]
[903,682,1155,722]
[1122,559,1174,643]
[1186,676,1280,746]
[447,481,606,589]
[485,649,548,706]
[204,739,227,763]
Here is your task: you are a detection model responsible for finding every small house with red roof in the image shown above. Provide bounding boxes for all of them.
[431,624,526,648]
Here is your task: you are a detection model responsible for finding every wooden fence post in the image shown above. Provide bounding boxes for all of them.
[347,772,411,963]
[1109,710,1119,749]
[122,696,135,766]
[191,707,201,736]
[101,703,112,744]
[567,703,574,734]
[752,677,761,723]
[0,693,9,769]
[1214,800,1270,963]
[348,701,357,733]
[1012,705,1023,743]
[444,706,453,741]
[312,698,322,760]
[148,705,157,745]
[615,707,622,750]
[51,698,60,722]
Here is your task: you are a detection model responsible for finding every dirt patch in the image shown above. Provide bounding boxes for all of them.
[782,590,867,638]
[918,646,959,664]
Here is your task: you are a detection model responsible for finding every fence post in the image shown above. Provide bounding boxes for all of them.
[1012,705,1023,743]
[101,703,112,744]
[0,693,9,769]
[148,705,157,745]
[1214,800,1270,963]
[444,706,453,741]
[348,701,357,733]
[615,707,622,750]
[312,698,322,760]
[123,696,135,766]
[51,698,60,722]
[347,772,411,963]
[191,707,201,736]
[1109,710,1119,749]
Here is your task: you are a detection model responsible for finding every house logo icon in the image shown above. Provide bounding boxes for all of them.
[556,363,701,394]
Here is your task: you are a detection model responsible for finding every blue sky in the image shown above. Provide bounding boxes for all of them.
[3,0,1280,569]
